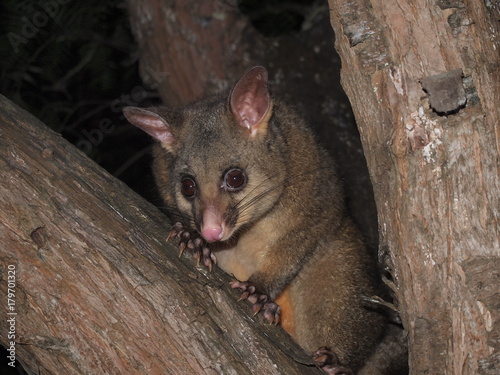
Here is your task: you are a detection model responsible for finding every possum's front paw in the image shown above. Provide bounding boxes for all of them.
[313,347,353,375]
[230,280,281,324]
[167,222,217,271]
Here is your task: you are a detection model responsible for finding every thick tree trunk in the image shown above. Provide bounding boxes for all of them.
[127,0,264,106]
[0,95,320,374]
[328,0,499,374]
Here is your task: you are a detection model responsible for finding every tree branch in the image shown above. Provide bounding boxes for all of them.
[0,95,320,374]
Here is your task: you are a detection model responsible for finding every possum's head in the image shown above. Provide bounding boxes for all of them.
[123,67,287,243]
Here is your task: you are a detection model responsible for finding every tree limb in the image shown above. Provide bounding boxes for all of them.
[0,94,320,374]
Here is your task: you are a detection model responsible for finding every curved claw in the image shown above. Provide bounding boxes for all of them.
[247,292,266,305]
[201,246,216,271]
[230,280,281,324]
[261,301,281,325]
[167,222,217,271]
[312,347,352,375]
[167,222,185,240]
[230,281,255,301]
[239,291,251,301]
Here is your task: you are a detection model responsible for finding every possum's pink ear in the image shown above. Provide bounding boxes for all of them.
[230,66,272,138]
[123,107,174,149]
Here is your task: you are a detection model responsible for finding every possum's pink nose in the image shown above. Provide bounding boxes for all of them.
[201,207,224,242]
[201,227,223,243]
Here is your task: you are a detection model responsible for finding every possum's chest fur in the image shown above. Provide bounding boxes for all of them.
[213,216,298,337]
[214,246,259,282]
[213,216,278,281]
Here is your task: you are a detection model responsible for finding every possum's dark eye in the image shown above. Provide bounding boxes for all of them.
[181,177,197,199]
[223,168,246,191]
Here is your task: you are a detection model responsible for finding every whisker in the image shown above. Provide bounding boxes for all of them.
[235,166,332,215]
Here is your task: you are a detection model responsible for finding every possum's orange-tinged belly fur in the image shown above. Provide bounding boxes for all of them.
[274,285,295,336]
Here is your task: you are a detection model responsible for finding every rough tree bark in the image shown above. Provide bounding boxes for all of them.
[0,95,321,374]
[328,0,499,374]
[127,0,263,106]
